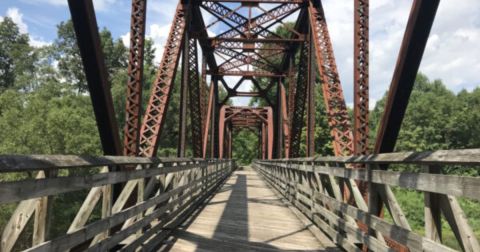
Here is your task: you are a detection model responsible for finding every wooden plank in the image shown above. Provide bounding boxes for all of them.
[24,170,224,252]
[261,162,480,201]
[1,172,44,252]
[0,155,152,171]
[0,154,224,172]
[167,169,330,252]
[0,163,201,203]
[263,148,480,166]
[440,195,480,252]
[424,165,442,242]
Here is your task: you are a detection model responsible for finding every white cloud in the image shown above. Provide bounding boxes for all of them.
[1,7,51,47]
[5,7,28,33]
[20,0,117,12]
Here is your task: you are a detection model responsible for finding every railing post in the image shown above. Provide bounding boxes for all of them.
[423,165,442,242]
[33,170,56,246]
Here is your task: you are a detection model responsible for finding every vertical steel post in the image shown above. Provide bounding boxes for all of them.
[353,0,369,157]
[123,0,147,156]
[178,28,189,158]
[306,28,316,157]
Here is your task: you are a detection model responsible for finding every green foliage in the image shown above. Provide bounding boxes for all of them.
[0,17,36,92]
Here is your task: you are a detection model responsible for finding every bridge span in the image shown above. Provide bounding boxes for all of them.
[1,150,479,251]
[2,0,479,251]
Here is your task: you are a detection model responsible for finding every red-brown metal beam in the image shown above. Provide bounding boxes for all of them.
[288,38,309,158]
[139,3,186,157]
[353,0,369,157]
[308,0,353,156]
[123,0,147,157]
[202,82,215,158]
[67,0,121,156]
[306,29,315,157]
[374,0,440,154]
[187,38,204,157]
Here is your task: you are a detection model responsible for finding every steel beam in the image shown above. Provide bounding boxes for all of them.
[178,26,190,158]
[187,38,204,157]
[123,0,147,156]
[374,0,440,154]
[288,39,309,158]
[353,0,369,156]
[308,0,353,156]
[139,3,186,157]
[67,0,121,156]
[306,30,315,157]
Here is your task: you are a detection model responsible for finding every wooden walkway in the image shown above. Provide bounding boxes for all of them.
[164,168,336,251]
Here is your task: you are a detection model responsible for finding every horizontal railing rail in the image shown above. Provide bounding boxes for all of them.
[254,149,480,252]
[0,155,235,252]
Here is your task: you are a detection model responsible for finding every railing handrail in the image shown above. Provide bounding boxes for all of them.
[258,148,480,166]
[0,154,229,172]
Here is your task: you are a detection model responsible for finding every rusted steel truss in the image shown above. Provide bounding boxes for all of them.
[138,3,186,157]
[353,0,369,156]
[308,0,354,156]
[123,0,147,156]
[187,38,204,157]
[219,106,274,159]
[288,38,309,158]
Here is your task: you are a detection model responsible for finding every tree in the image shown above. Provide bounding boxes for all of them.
[0,17,36,92]
[53,20,128,93]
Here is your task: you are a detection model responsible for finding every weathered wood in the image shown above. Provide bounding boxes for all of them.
[0,155,152,171]
[424,165,442,243]
[0,163,201,203]
[259,161,480,201]
[167,169,328,252]
[440,195,480,252]
[1,172,44,252]
[68,187,102,233]
[274,148,480,166]
[24,168,227,252]
[33,170,55,246]
[254,162,463,252]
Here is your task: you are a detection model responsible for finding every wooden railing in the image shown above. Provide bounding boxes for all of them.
[253,149,480,252]
[0,155,234,251]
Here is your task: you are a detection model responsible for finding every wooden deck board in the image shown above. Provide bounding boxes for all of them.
[165,168,334,251]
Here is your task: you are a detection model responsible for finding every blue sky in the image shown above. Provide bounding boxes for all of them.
[1,0,480,107]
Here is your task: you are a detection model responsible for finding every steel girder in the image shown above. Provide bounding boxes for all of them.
[308,0,353,156]
[139,3,186,157]
[123,0,147,156]
[187,38,204,157]
[68,0,121,156]
[288,39,309,158]
[353,0,369,156]
[374,0,440,154]
[213,3,300,40]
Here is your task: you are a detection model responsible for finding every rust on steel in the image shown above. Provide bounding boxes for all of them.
[139,3,186,157]
[123,0,147,156]
[187,38,204,157]
[288,38,310,158]
[219,106,274,159]
[308,0,353,156]
[353,0,369,156]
